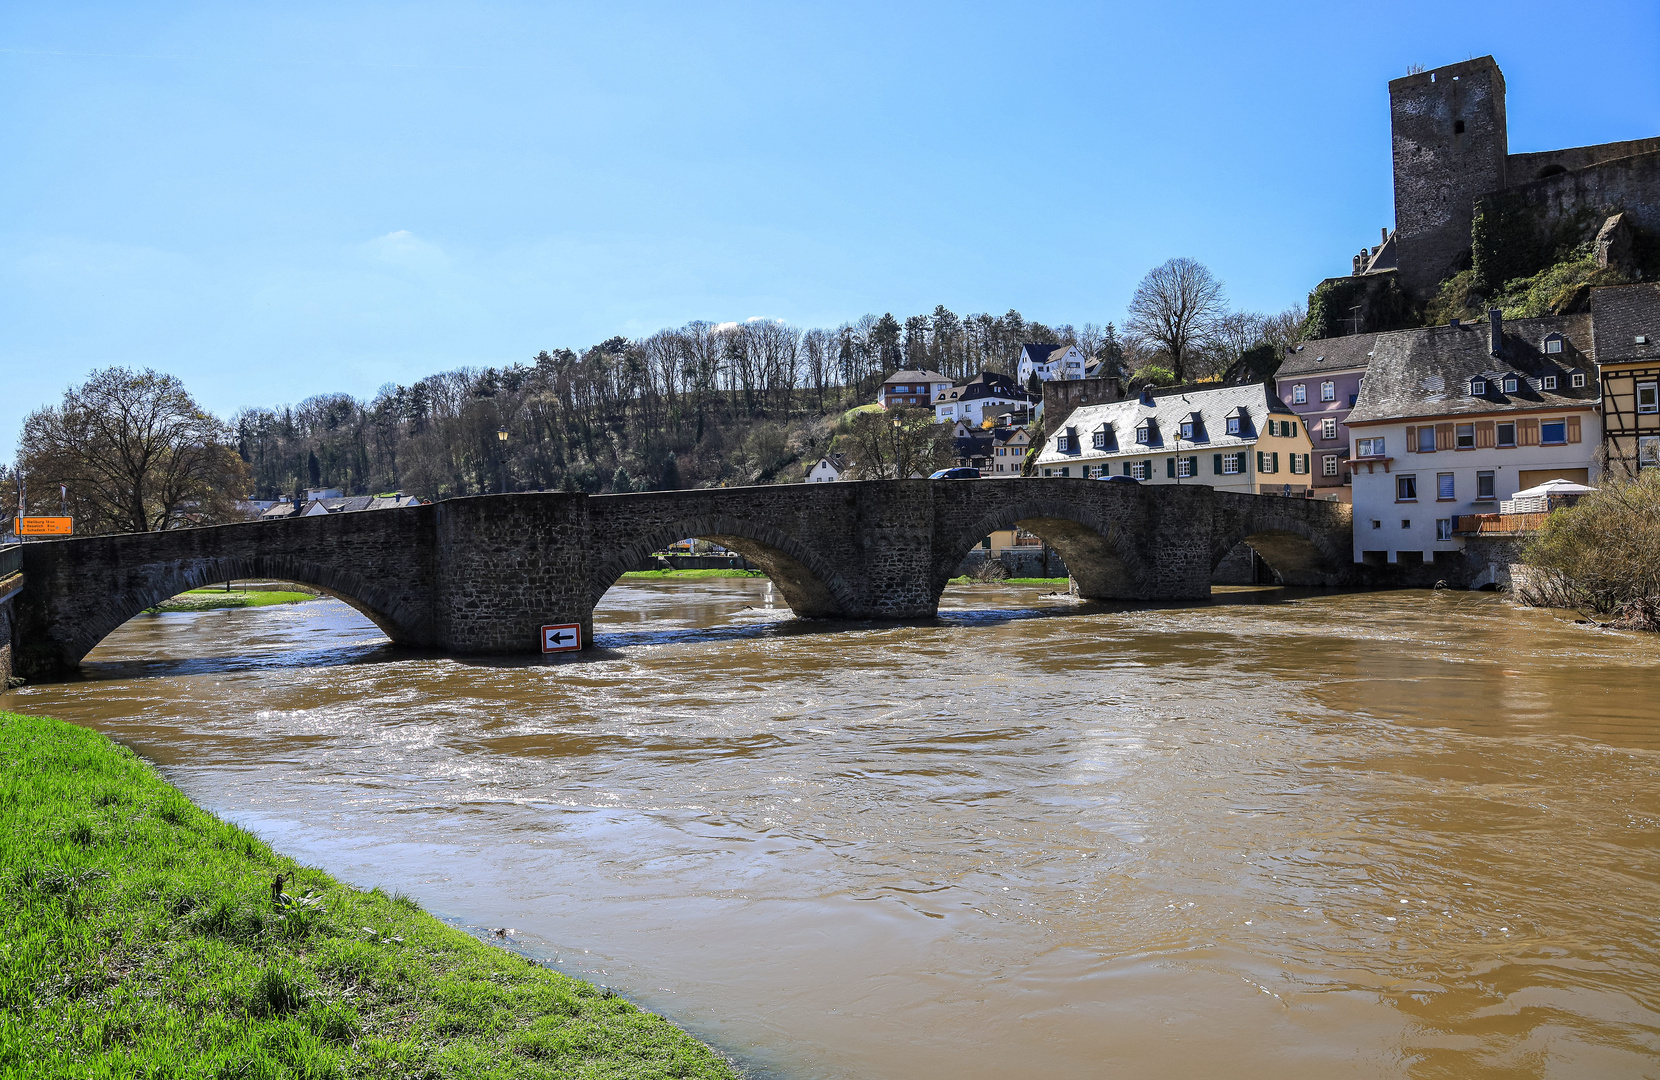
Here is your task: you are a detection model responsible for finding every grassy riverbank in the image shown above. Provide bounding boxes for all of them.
[946,576,1070,587]
[0,711,739,1079]
[148,589,318,613]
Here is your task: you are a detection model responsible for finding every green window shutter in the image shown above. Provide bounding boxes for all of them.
[1256,451,1265,472]
[1123,461,1131,476]
[1236,452,1246,473]
[1167,457,1176,478]
[1272,452,1280,473]
[1188,456,1198,474]
[1213,453,1222,474]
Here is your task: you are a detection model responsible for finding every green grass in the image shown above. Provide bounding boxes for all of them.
[147,590,318,613]
[0,711,740,1080]
[618,569,766,580]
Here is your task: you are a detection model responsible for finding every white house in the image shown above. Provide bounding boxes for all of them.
[1033,383,1314,493]
[932,372,1038,425]
[805,453,849,483]
[1344,312,1602,567]
[1016,343,1088,387]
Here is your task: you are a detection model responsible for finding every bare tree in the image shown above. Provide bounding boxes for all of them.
[1205,311,1268,379]
[18,367,249,534]
[1259,304,1309,351]
[1125,258,1228,383]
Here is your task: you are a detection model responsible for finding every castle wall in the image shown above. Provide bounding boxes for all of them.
[1509,136,1660,183]
[1390,57,1509,298]
[1473,149,1660,290]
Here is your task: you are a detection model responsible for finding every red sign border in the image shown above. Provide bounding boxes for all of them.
[540,623,582,653]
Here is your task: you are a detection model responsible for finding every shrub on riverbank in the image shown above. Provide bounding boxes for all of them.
[1519,471,1660,630]
[147,589,319,613]
[0,711,739,1079]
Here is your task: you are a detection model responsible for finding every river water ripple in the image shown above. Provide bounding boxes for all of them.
[5,582,1659,1078]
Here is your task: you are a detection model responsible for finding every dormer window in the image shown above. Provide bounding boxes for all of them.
[1092,424,1112,450]
[1226,416,1241,435]
[1503,376,1518,393]
[1135,422,1151,444]
[1572,372,1587,388]
[1543,375,1557,390]
[1180,420,1195,440]
[1470,378,1487,395]
[1544,335,1564,354]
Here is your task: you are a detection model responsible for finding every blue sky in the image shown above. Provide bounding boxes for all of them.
[3,1,1657,451]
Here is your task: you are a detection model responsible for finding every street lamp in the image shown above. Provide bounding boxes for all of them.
[496,427,509,494]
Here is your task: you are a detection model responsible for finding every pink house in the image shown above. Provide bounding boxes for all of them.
[1274,333,1378,501]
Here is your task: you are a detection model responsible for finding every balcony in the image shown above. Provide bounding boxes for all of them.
[1451,512,1549,537]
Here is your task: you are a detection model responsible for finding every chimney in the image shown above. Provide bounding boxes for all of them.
[1139,386,1155,406]
[1488,307,1503,358]
[1381,227,1389,246]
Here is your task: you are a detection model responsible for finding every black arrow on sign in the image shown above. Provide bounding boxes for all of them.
[549,631,574,645]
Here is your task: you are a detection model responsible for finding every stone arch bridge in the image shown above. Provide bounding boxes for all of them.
[7,480,1351,680]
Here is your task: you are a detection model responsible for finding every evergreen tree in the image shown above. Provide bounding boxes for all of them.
[658,452,680,491]
[611,466,634,493]
[872,313,903,373]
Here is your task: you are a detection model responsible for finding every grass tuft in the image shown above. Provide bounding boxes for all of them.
[0,710,740,1078]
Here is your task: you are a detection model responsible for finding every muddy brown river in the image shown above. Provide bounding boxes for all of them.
[5,581,1659,1078]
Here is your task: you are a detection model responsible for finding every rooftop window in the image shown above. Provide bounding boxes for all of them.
[1470,378,1487,395]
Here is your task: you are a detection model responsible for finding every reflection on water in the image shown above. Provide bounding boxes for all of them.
[6,582,1660,1078]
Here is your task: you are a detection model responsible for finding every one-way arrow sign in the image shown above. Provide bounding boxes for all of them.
[541,623,582,653]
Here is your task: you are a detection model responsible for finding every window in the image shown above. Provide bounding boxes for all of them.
[1543,375,1557,390]
[1437,473,1455,500]
[1226,416,1241,435]
[1320,382,1334,401]
[1056,434,1070,451]
[1401,519,1412,529]
[1135,423,1151,444]
[1639,382,1660,415]
[1371,520,1381,530]
[1417,427,1437,453]
[1131,461,1150,480]
[1470,378,1487,395]
[1092,429,1108,449]
[1437,519,1454,541]
[1222,453,1240,475]
[1292,384,1307,404]
[1571,372,1587,388]
[1641,436,1660,470]
[1503,377,1518,393]
[1456,423,1475,448]
[1356,436,1385,457]
[1397,475,1418,501]
[1496,422,1516,447]
[1177,456,1194,478]
[1316,418,1334,440]
[1043,468,1052,476]
[1180,421,1195,439]
[1540,420,1566,444]
[1323,454,1339,476]
[1545,338,1563,354]
[1477,471,1496,500]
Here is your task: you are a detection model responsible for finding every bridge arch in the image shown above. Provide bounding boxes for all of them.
[1209,521,1342,586]
[71,554,427,665]
[588,513,860,619]
[933,496,1150,601]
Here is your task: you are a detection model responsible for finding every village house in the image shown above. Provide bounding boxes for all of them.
[1015,343,1088,387]
[1033,384,1314,493]
[1274,332,1378,501]
[805,453,850,483]
[1591,283,1660,477]
[1344,311,1601,567]
[260,492,421,520]
[933,371,1038,425]
[879,369,953,410]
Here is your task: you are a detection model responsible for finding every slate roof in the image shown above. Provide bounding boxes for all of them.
[1590,283,1660,366]
[1345,314,1597,425]
[1019,343,1063,364]
[1035,383,1298,464]
[1276,332,1380,379]
[934,371,1036,404]
[882,369,950,385]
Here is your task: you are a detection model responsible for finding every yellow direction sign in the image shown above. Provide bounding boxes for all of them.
[15,517,73,536]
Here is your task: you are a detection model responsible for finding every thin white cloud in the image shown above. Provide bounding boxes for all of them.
[362,230,448,272]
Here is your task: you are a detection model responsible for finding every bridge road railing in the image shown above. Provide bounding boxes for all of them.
[0,544,20,580]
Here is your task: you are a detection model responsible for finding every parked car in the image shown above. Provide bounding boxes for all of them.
[929,467,981,480]
[1099,474,1141,484]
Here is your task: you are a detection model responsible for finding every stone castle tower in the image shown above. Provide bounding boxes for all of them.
[1389,57,1510,297]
